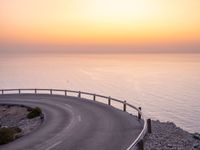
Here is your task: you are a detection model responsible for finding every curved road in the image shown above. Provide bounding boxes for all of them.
[0,94,143,150]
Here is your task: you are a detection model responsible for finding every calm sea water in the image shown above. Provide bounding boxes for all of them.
[0,53,200,133]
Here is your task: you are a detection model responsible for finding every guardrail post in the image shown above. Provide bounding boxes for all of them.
[93,94,96,101]
[35,89,37,94]
[78,91,81,98]
[19,89,21,94]
[50,89,52,95]
[138,139,144,150]
[1,90,3,95]
[138,107,141,119]
[108,97,111,105]
[123,100,126,112]
[65,90,67,96]
[147,119,152,133]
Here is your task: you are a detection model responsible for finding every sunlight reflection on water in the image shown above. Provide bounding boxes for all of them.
[0,53,200,133]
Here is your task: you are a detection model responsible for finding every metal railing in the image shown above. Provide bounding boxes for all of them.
[0,88,147,150]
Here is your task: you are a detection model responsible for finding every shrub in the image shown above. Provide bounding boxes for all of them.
[0,127,21,145]
[27,107,42,119]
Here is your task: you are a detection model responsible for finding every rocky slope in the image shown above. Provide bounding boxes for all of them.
[144,120,200,150]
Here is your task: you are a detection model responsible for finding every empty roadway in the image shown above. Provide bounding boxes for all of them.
[0,94,143,150]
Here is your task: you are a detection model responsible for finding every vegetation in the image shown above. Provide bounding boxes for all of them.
[27,107,42,119]
[0,127,21,145]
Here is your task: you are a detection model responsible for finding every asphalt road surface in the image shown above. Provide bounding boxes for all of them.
[0,94,143,150]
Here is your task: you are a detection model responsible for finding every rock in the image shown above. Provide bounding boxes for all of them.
[40,114,44,120]
[166,144,173,148]
[193,133,200,140]
[193,143,200,149]
[26,107,33,112]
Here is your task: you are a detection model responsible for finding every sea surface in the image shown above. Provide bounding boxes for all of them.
[0,53,200,133]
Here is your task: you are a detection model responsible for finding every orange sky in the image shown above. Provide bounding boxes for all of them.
[0,0,200,52]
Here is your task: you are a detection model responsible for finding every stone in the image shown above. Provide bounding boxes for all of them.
[193,133,200,140]
[166,144,173,148]
[193,143,200,149]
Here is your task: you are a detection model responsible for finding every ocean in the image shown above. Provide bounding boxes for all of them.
[0,53,200,133]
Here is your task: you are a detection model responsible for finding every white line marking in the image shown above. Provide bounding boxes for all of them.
[78,115,82,122]
[64,104,72,109]
[45,141,62,150]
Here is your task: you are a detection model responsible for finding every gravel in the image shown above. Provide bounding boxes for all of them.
[144,120,200,150]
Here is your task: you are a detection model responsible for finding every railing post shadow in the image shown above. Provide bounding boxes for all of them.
[138,139,144,150]
[123,100,126,112]
[138,107,141,119]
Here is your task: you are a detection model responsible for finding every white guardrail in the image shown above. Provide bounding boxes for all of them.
[0,88,148,150]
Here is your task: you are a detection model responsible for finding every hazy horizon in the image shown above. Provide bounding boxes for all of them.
[1,43,200,55]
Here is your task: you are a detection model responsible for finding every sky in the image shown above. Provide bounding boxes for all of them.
[0,0,200,53]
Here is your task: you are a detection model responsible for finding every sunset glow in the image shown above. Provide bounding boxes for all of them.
[1,1,200,146]
[0,0,200,52]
